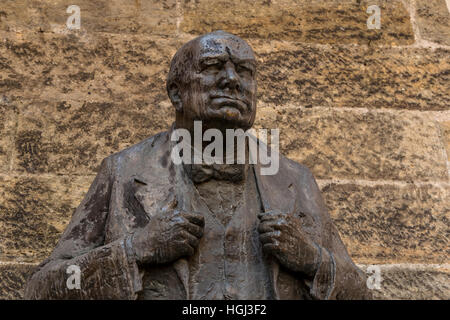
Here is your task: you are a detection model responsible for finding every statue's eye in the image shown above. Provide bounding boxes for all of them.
[200,59,223,72]
[236,64,254,77]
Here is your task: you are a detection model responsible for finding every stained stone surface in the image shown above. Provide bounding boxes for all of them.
[0,32,179,104]
[181,0,414,45]
[256,106,448,181]
[15,99,173,174]
[0,175,93,262]
[255,44,450,111]
[440,121,450,162]
[358,264,450,300]
[415,0,450,46]
[0,263,37,299]
[0,0,178,35]
[321,182,449,264]
[0,103,18,173]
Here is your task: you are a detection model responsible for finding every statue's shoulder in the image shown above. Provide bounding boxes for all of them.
[278,154,317,187]
[102,130,170,169]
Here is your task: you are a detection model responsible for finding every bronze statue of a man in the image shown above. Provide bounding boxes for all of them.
[25,31,371,300]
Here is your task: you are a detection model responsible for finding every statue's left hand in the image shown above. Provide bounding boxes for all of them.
[258,211,322,278]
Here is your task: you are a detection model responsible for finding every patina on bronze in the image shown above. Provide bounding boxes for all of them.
[25,31,371,300]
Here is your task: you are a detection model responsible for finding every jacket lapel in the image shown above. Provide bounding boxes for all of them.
[253,150,297,300]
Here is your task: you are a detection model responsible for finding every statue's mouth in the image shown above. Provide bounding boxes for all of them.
[210,96,248,114]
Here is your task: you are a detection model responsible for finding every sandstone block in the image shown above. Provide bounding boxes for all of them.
[0,175,93,262]
[0,32,179,104]
[321,182,449,264]
[256,107,448,181]
[181,0,414,45]
[359,264,450,300]
[415,0,450,46]
[15,99,174,174]
[0,0,178,35]
[255,44,450,110]
[0,262,37,299]
[0,103,17,172]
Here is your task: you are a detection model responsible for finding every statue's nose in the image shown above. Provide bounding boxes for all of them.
[219,62,240,91]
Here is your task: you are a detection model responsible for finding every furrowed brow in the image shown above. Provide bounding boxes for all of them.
[199,54,228,65]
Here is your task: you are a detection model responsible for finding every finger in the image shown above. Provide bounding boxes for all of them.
[258,221,276,233]
[181,212,205,227]
[258,219,288,233]
[183,221,204,238]
[259,231,281,244]
[263,242,279,254]
[258,211,285,222]
[179,230,200,248]
[257,210,281,219]
[175,240,195,257]
[271,218,289,229]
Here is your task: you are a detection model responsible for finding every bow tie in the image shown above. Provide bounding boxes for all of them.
[184,163,248,184]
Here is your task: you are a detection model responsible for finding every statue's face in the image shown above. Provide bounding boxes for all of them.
[177,33,257,131]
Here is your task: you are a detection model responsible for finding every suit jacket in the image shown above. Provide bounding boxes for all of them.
[24,126,371,300]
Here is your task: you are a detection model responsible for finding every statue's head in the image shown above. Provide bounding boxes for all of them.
[167,31,257,132]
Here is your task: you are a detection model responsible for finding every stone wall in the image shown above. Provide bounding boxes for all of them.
[0,0,448,299]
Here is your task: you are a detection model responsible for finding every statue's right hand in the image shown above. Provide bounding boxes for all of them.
[130,210,205,265]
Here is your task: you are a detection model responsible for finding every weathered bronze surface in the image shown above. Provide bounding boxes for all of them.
[25,31,371,300]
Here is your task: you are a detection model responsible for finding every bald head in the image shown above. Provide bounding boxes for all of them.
[167,31,257,132]
[167,31,256,92]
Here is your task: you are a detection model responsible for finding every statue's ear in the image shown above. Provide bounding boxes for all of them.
[168,82,183,113]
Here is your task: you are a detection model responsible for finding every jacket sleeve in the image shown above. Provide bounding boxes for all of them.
[302,169,372,300]
[24,157,142,300]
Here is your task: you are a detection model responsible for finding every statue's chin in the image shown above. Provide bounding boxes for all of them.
[218,106,242,120]
[201,112,252,131]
